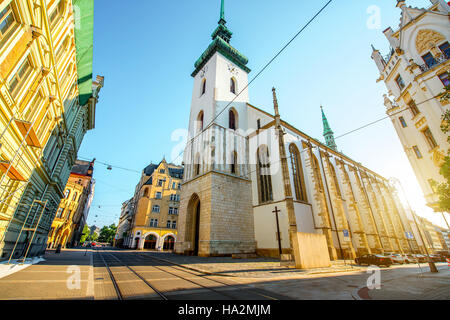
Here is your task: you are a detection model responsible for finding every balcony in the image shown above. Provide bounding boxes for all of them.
[418,54,449,73]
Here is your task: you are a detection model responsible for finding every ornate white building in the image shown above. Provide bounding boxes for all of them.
[371,0,449,210]
[176,1,422,261]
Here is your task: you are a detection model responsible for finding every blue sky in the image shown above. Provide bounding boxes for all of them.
[80,0,448,229]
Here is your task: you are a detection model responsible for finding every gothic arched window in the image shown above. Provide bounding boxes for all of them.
[230,78,236,94]
[231,151,238,174]
[201,78,206,96]
[229,109,237,130]
[197,111,204,132]
[194,153,201,176]
[311,153,324,192]
[257,145,273,203]
[289,144,307,202]
[328,161,342,198]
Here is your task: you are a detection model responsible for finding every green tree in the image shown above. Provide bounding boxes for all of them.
[98,224,117,244]
[433,79,450,212]
[80,225,90,244]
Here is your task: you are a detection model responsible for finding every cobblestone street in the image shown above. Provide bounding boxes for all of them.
[0,249,449,300]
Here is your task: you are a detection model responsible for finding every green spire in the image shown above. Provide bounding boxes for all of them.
[192,0,251,77]
[321,106,337,151]
[219,0,225,24]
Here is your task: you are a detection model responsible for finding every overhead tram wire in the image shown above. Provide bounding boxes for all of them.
[334,95,438,140]
[171,0,334,164]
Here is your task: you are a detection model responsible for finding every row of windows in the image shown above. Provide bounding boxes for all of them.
[151,205,179,214]
[395,70,447,91]
[409,128,438,160]
[196,108,238,133]
[169,194,180,202]
[55,208,72,220]
[63,189,79,201]
[200,77,237,96]
[148,219,177,229]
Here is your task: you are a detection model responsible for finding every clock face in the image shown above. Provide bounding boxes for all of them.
[228,63,238,76]
[200,65,208,78]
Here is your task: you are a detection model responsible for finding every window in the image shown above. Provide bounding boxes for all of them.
[412,146,422,159]
[399,117,407,128]
[152,205,160,213]
[56,208,64,218]
[438,42,450,58]
[150,219,158,227]
[407,100,420,117]
[231,151,237,174]
[311,154,324,192]
[395,75,405,90]
[257,145,273,203]
[9,57,32,97]
[72,192,78,201]
[50,0,65,27]
[329,162,342,198]
[155,192,162,199]
[0,4,17,41]
[159,169,165,173]
[64,189,70,199]
[170,194,180,202]
[257,119,261,130]
[166,220,172,228]
[197,111,204,132]
[172,221,177,229]
[229,109,237,130]
[438,72,449,87]
[422,52,436,68]
[172,182,176,189]
[289,144,307,202]
[201,78,206,95]
[230,78,236,94]
[157,179,165,187]
[422,127,438,149]
[194,153,201,176]
[65,210,72,220]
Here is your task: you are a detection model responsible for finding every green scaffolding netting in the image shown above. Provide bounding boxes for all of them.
[73,0,94,107]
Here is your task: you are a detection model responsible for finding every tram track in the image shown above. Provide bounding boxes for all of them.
[95,249,282,300]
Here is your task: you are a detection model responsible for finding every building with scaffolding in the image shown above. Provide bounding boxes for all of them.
[0,0,103,261]
[47,159,95,249]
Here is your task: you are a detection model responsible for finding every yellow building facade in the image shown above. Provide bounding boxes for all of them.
[0,0,102,261]
[47,159,94,248]
[125,159,183,251]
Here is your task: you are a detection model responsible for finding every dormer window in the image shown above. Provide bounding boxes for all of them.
[230,78,236,94]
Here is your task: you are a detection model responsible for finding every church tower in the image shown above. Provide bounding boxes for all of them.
[175,0,256,256]
[321,106,337,151]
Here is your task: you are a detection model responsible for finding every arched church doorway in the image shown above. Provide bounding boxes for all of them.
[187,194,201,256]
[163,236,175,250]
[193,200,200,256]
[144,235,157,249]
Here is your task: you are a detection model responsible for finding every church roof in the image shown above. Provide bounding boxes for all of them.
[192,0,250,77]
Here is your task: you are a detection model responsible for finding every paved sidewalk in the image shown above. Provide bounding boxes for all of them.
[359,263,450,300]
[0,249,94,300]
[138,251,366,279]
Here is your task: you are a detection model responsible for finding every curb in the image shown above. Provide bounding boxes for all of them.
[138,252,366,279]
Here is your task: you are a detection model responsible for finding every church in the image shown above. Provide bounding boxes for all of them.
[175,1,420,264]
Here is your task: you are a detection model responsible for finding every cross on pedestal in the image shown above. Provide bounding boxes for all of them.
[273,206,282,258]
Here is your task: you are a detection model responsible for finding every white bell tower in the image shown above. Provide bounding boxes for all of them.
[176,0,256,257]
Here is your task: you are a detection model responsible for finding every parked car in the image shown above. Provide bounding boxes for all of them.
[429,254,446,262]
[384,253,405,264]
[403,254,418,264]
[355,254,393,267]
[414,254,428,263]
